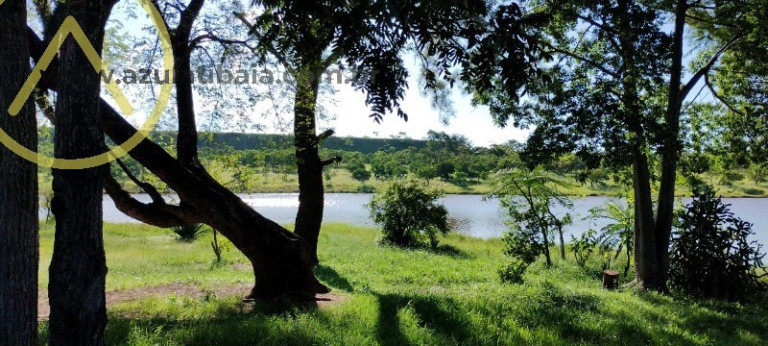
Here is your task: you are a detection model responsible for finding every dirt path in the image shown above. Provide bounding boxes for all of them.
[37,284,346,320]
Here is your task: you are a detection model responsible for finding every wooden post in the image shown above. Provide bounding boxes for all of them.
[602,270,619,290]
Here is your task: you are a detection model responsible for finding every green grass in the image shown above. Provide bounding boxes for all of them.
[40,166,768,197]
[38,223,768,345]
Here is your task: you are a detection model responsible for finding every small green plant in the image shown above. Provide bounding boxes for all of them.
[570,230,597,268]
[498,261,529,284]
[669,186,767,301]
[210,229,232,265]
[488,168,572,267]
[499,228,543,283]
[367,180,449,249]
[350,165,372,184]
[171,223,207,242]
[583,199,634,275]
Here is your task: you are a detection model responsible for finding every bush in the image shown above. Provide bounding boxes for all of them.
[499,227,543,283]
[498,261,529,284]
[669,187,767,301]
[357,184,375,193]
[719,171,744,186]
[367,180,449,248]
[570,231,597,268]
[747,163,767,183]
[743,188,764,196]
[172,224,207,242]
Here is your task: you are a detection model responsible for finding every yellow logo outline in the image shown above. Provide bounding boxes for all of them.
[0,0,174,169]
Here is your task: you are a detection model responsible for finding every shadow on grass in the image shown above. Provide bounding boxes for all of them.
[373,292,473,346]
[93,272,768,346]
[379,240,472,259]
[314,265,355,292]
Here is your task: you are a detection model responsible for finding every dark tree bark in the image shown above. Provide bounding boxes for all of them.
[293,71,325,265]
[47,0,115,344]
[0,0,39,344]
[170,0,204,167]
[653,0,688,293]
[615,0,665,291]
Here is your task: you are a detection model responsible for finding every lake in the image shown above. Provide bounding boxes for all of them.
[85,193,768,246]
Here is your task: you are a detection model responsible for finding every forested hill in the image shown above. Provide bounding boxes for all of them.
[39,129,429,154]
[194,132,429,154]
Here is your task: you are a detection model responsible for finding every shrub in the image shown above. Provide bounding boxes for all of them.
[357,184,375,193]
[719,171,744,186]
[367,180,449,248]
[747,163,767,183]
[499,227,543,283]
[669,187,767,301]
[351,166,372,183]
[570,231,597,268]
[171,223,207,242]
[498,261,529,284]
[489,168,572,268]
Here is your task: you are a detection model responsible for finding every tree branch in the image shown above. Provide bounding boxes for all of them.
[705,73,745,116]
[114,158,165,204]
[33,89,56,123]
[104,174,201,228]
[544,45,619,79]
[233,12,297,76]
[321,156,342,167]
[681,34,741,100]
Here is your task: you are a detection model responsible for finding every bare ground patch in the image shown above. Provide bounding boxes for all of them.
[38,284,347,320]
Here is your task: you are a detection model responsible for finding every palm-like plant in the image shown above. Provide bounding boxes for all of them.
[586,199,634,276]
[171,224,207,242]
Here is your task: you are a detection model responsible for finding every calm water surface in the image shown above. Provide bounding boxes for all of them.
[93,193,768,245]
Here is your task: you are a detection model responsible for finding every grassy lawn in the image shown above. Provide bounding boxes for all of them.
[38,222,768,345]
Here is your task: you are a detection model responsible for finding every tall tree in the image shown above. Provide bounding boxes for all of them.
[0,0,39,344]
[239,0,492,263]
[477,0,758,291]
[47,0,117,343]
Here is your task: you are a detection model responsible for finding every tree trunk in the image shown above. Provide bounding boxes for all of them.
[171,0,204,167]
[616,0,664,292]
[48,0,115,344]
[541,225,552,267]
[654,0,688,290]
[99,105,329,299]
[557,222,565,260]
[0,1,39,344]
[293,71,324,265]
[630,147,661,290]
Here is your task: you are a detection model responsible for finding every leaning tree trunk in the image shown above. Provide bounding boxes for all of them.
[48,0,115,344]
[293,71,324,265]
[0,1,39,344]
[27,12,329,300]
[100,112,329,298]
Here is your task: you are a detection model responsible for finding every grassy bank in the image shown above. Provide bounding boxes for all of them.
[38,167,768,198]
[38,223,768,345]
